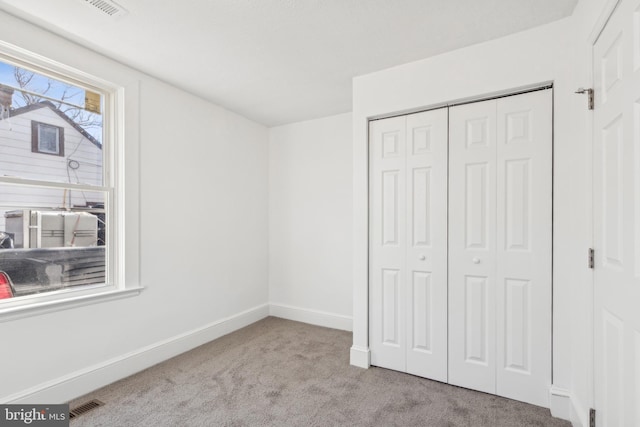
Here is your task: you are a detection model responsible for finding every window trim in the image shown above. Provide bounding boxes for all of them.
[0,285,144,323]
[31,120,65,156]
[0,39,142,321]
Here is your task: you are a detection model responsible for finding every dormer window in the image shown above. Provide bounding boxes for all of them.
[31,121,64,156]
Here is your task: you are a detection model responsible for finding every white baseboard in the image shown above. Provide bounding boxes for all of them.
[350,345,370,368]
[570,394,590,427]
[549,385,571,421]
[3,303,269,404]
[269,303,352,331]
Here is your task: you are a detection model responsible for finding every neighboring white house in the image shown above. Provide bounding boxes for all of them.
[0,86,103,232]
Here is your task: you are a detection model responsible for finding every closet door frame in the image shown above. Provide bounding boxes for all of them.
[365,86,554,407]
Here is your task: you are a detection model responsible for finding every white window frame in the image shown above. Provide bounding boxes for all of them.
[0,41,143,322]
[35,122,63,155]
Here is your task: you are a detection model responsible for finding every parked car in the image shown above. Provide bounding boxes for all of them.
[0,270,15,299]
[0,246,105,299]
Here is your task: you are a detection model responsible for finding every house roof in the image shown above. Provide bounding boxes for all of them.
[8,100,101,149]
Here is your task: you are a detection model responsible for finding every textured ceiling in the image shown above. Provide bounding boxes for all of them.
[0,0,578,126]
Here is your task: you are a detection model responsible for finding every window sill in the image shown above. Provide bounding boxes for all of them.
[0,286,145,323]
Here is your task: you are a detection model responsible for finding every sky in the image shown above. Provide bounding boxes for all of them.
[0,60,103,143]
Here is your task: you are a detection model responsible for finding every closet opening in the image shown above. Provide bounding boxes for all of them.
[368,86,554,408]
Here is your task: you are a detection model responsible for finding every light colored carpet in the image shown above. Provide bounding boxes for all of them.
[68,317,570,426]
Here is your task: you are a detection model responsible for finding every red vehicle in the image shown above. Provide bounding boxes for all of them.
[0,271,14,299]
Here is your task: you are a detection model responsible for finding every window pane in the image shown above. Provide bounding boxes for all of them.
[0,184,106,298]
[0,61,103,186]
[38,123,60,154]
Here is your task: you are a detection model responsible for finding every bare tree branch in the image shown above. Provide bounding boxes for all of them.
[11,67,102,138]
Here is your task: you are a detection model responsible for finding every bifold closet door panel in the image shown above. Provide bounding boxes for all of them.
[448,90,552,405]
[448,99,498,394]
[369,108,448,381]
[369,115,407,372]
[495,90,552,407]
[405,109,448,382]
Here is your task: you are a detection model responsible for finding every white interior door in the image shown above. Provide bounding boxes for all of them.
[369,108,448,381]
[448,98,498,394]
[495,90,552,407]
[448,90,552,406]
[593,0,640,425]
[370,115,407,372]
[405,109,448,381]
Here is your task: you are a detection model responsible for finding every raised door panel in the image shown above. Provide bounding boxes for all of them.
[496,89,552,407]
[465,163,489,249]
[369,116,407,372]
[504,159,531,252]
[464,275,489,365]
[382,170,400,246]
[449,99,497,394]
[602,116,624,268]
[412,167,431,247]
[411,271,432,352]
[504,279,531,373]
[382,269,401,345]
[405,108,448,382]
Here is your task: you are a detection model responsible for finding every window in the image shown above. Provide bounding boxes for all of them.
[32,121,65,155]
[0,42,141,319]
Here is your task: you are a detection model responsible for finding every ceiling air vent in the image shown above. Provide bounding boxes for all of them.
[80,0,128,17]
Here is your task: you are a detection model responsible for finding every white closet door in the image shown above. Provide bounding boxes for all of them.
[448,92,552,405]
[369,109,448,381]
[370,115,408,372]
[593,0,640,425]
[370,92,550,404]
[495,90,552,407]
[405,109,448,382]
[448,99,498,394]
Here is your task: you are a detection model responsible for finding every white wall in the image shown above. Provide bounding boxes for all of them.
[0,10,269,403]
[268,113,353,331]
[350,12,602,425]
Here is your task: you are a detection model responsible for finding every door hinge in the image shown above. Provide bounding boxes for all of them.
[590,408,596,427]
[589,248,595,269]
[575,88,594,110]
